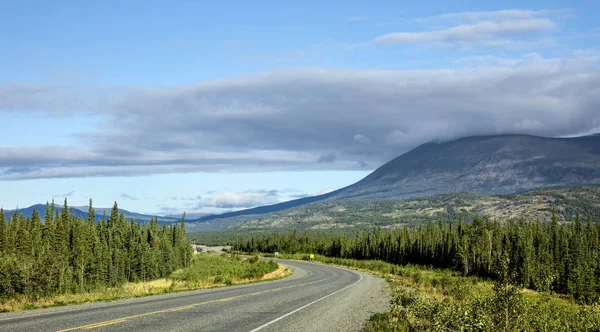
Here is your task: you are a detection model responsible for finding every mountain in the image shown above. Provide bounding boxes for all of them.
[187,133,600,230]
[74,207,180,223]
[187,191,341,231]
[228,186,600,231]
[1,204,89,220]
[329,133,600,199]
[2,204,180,224]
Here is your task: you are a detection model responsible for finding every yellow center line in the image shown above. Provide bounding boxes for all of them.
[57,277,328,332]
[81,319,128,330]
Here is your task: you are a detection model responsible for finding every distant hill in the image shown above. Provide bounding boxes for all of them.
[189,192,335,229]
[1,204,89,220]
[166,213,209,220]
[187,133,600,230]
[208,186,600,231]
[2,204,180,224]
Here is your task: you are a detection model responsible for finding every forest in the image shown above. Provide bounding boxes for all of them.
[0,199,191,301]
[235,212,600,304]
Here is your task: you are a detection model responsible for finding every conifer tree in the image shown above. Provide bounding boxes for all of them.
[0,208,5,253]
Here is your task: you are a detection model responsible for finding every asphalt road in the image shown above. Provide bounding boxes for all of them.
[0,259,390,332]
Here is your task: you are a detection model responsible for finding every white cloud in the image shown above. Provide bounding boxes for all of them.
[121,193,139,201]
[515,118,544,130]
[412,9,572,24]
[372,19,556,46]
[369,9,570,49]
[353,134,371,144]
[196,191,280,209]
[317,187,336,195]
[0,53,599,180]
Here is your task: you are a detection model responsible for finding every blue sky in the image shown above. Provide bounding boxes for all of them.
[1,0,599,215]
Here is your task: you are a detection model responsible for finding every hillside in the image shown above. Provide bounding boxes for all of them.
[331,134,600,199]
[188,134,600,229]
[199,186,600,231]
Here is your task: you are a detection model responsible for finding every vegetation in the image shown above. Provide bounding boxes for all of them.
[224,186,600,231]
[171,254,280,287]
[235,213,600,304]
[185,134,600,231]
[0,253,284,312]
[256,253,600,331]
[0,199,191,308]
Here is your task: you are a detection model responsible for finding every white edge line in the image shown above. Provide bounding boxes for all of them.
[248,270,364,332]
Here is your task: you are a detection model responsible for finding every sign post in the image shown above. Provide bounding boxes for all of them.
[309,253,315,262]
[274,252,279,258]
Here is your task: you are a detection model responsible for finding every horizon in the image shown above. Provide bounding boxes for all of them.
[1,131,597,216]
[1,0,599,215]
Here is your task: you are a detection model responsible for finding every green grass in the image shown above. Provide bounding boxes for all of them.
[171,254,279,286]
[0,254,284,312]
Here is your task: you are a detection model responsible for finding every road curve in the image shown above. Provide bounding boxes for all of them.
[0,259,390,332]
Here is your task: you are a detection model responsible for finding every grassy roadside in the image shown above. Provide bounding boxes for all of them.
[0,254,290,313]
[260,253,600,331]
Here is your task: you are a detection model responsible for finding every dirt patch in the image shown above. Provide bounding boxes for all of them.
[193,244,231,254]
[260,264,291,280]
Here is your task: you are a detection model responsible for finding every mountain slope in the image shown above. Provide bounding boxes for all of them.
[188,133,600,229]
[210,186,600,231]
[332,134,600,199]
[189,191,341,224]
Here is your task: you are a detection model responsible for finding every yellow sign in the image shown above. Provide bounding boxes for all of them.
[309,254,315,260]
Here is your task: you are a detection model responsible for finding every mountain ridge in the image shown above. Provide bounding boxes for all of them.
[1,204,181,224]
[187,133,600,229]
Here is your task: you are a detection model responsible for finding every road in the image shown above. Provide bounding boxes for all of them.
[0,259,389,332]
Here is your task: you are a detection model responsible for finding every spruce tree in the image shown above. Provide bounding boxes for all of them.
[0,208,5,253]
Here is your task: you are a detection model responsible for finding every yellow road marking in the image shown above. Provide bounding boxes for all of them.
[81,319,127,329]
[57,277,327,332]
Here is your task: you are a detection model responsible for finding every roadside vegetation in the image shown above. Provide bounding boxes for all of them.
[259,253,600,331]
[236,212,600,330]
[171,253,283,287]
[236,213,600,304]
[0,199,286,312]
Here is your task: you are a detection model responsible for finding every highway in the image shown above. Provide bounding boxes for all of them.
[0,259,389,332]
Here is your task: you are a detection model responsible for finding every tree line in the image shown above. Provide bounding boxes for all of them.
[235,212,600,304]
[0,199,192,300]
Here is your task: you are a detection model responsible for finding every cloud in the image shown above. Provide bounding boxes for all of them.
[0,53,599,180]
[289,193,310,199]
[158,189,303,215]
[195,191,280,209]
[369,9,569,49]
[371,19,556,46]
[53,191,74,198]
[353,134,371,144]
[515,118,545,130]
[411,9,572,24]
[318,153,337,163]
[317,187,336,195]
[120,193,139,201]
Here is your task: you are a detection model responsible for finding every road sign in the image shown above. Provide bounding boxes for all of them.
[309,254,315,261]
[275,252,279,257]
